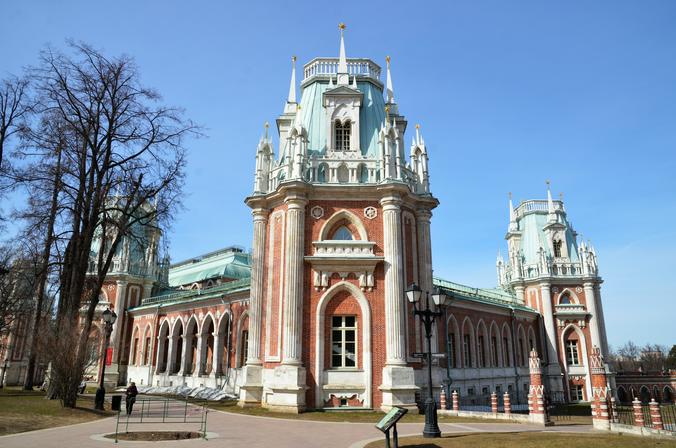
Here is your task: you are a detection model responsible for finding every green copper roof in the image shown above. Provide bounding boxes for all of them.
[433,277,534,312]
[288,80,386,158]
[168,248,251,287]
[518,212,579,265]
[135,277,251,310]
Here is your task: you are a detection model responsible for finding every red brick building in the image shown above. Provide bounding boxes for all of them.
[3,30,611,412]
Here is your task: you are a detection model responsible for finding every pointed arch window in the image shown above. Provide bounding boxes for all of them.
[335,120,351,151]
[331,226,353,241]
[559,294,571,304]
[553,239,563,257]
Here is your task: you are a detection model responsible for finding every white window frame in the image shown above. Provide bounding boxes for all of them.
[566,340,581,366]
[330,315,358,369]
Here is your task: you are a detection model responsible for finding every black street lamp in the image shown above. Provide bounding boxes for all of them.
[406,283,451,438]
[94,308,117,410]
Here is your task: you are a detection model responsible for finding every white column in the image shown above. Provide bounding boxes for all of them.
[247,208,268,365]
[539,283,560,365]
[416,208,437,353]
[381,194,407,365]
[594,284,609,356]
[110,280,127,364]
[282,196,307,365]
[584,282,603,354]
[154,336,162,374]
[166,336,176,374]
[194,334,205,376]
[212,332,222,375]
[178,335,189,375]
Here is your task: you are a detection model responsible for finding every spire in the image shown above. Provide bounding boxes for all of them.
[351,74,358,89]
[386,55,394,103]
[508,192,518,232]
[287,56,297,103]
[328,74,334,88]
[284,56,297,114]
[337,23,349,85]
[415,123,421,146]
[546,180,556,223]
[264,121,269,140]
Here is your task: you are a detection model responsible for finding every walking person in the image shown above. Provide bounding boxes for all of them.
[125,381,138,415]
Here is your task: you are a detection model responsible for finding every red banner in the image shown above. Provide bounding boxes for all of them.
[105,347,113,366]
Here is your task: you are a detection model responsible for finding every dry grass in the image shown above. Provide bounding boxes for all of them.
[104,431,201,441]
[0,388,112,436]
[208,400,512,424]
[364,431,676,448]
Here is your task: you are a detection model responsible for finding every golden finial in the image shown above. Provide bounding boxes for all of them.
[264,121,269,139]
[546,179,550,187]
[386,55,391,66]
[296,104,301,111]
[339,22,346,31]
[292,55,297,63]
[384,105,390,121]
[415,123,420,129]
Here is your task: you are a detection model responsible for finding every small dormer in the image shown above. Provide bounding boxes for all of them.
[323,84,363,154]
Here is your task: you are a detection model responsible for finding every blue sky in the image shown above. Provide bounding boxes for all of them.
[1,0,675,349]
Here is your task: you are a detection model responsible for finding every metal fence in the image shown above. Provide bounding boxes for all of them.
[660,405,676,432]
[113,396,208,443]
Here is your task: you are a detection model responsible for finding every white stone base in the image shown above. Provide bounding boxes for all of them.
[238,364,263,407]
[379,365,419,412]
[593,417,611,430]
[261,364,306,413]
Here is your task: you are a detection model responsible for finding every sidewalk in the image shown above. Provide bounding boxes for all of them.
[0,408,594,448]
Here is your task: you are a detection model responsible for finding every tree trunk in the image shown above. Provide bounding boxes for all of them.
[24,144,62,390]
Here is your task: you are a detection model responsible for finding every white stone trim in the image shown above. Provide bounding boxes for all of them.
[559,323,592,401]
[265,210,284,362]
[314,281,371,409]
[318,209,368,241]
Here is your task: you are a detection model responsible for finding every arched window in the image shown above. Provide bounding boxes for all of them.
[640,386,651,404]
[318,163,328,183]
[239,330,249,367]
[331,226,353,241]
[335,120,351,151]
[617,386,629,404]
[560,294,571,304]
[553,239,562,257]
[565,336,581,366]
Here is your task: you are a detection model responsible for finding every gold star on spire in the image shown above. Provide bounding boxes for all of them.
[339,22,346,31]
[264,121,269,139]
[386,55,391,67]
[385,105,390,121]
[415,123,420,129]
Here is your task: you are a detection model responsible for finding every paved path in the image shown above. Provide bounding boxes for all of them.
[0,409,594,448]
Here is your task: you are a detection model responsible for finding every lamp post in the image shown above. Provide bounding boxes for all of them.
[94,308,117,410]
[406,283,451,438]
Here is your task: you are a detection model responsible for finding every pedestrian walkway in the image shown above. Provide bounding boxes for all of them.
[0,407,594,448]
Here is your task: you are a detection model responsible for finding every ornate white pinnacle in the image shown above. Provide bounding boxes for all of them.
[386,55,395,104]
[337,23,348,85]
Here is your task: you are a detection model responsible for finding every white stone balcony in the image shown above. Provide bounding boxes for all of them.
[312,240,375,257]
[303,57,381,82]
[514,199,565,218]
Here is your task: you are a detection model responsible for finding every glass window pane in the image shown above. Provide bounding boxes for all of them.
[345,316,356,327]
[332,355,342,367]
[332,343,342,356]
[345,342,355,354]
[332,316,342,327]
[345,356,356,367]
[345,330,355,342]
[332,330,342,342]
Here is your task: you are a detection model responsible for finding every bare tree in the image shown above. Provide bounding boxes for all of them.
[16,42,198,407]
[0,76,30,171]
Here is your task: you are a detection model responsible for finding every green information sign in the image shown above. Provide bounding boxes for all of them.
[375,406,408,432]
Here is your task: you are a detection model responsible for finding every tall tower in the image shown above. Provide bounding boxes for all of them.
[240,26,439,412]
[500,184,609,402]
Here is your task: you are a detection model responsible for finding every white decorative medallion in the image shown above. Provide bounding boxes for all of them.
[310,206,324,220]
[363,206,377,220]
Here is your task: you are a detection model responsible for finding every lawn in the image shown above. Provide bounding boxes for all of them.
[364,432,676,448]
[208,399,513,424]
[0,387,112,436]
